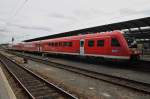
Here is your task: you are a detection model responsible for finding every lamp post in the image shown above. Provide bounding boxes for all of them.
[12,37,14,46]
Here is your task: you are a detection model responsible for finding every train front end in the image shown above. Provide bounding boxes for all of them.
[126,38,141,61]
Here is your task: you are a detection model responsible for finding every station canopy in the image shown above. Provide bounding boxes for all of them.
[24,16,150,42]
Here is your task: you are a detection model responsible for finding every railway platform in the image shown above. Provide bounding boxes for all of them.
[0,64,16,99]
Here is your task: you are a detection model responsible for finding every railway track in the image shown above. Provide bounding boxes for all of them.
[7,51,150,94]
[0,53,78,99]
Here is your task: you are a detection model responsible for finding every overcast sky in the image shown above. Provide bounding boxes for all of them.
[0,0,150,44]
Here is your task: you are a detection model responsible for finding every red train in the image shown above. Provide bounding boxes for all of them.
[11,31,140,61]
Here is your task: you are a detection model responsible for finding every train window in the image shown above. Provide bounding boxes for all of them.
[48,42,51,46]
[111,38,120,47]
[60,42,63,46]
[51,42,54,46]
[51,42,53,46]
[68,42,72,47]
[63,42,67,46]
[88,40,94,47]
[65,42,68,46]
[97,40,104,47]
[59,42,61,46]
[66,42,69,46]
[50,43,52,46]
[54,42,58,47]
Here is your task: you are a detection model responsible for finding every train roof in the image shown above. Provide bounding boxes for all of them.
[41,31,122,43]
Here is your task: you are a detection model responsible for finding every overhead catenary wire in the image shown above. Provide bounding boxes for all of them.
[5,0,29,28]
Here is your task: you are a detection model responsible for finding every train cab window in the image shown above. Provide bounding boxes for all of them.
[88,40,94,47]
[111,38,120,47]
[97,40,104,47]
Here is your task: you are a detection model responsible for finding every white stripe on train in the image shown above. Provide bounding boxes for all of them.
[43,51,130,60]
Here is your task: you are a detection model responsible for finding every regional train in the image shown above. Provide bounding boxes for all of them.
[11,31,140,62]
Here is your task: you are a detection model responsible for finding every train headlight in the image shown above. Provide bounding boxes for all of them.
[134,51,137,54]
[133,50,140,54]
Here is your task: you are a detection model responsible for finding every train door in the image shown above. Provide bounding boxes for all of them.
[39,44,42,52]
[37,41,42,52]
[37,44,40,52]
[80,39,84,55]
[39,41,43,52]
[111,37,121,56]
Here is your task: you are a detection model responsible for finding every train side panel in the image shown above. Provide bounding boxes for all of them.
[42,38,80,54]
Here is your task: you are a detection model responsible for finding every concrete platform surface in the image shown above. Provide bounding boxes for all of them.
[0,66,16,99]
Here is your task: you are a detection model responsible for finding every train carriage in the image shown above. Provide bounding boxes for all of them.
[12,31,140,61]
